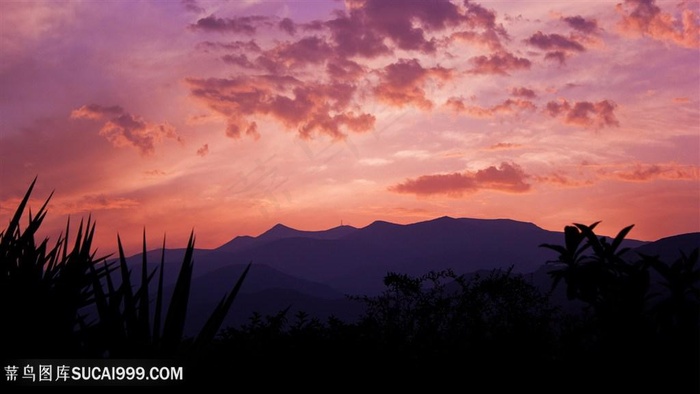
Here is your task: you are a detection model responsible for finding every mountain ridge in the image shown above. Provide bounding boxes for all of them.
[117,216,697,332]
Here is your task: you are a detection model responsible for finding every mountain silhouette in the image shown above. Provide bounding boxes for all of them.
[218,223,358,253]
[195,216,645,295]
[119,217,700,331]
[632,232,700,261]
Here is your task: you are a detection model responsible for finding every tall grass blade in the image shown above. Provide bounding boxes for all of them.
[193,262,252,351]
[153,234,166,345]
[162,231,196,352]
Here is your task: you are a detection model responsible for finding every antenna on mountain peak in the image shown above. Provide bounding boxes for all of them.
[341,219,343,226]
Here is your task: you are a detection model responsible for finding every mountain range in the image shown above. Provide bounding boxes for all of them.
[120,216,699,333]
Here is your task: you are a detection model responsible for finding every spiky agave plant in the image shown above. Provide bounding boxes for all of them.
[86,221,251,359]
[0,177,110,358]
[2,178,251,361]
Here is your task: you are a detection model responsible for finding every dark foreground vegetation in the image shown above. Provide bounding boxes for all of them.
[2,179,698,391]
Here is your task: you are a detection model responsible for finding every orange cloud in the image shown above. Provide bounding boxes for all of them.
[448,1,508,50]
[446,97,536,117]
[331,0,471,55]
[468,51,531,75]
[196,144,209,157]
[602,163,700,182]
[510,87,537,98]
[526,31,586,52]
[71,104,182,156]
[389,162,530,197]
[187,77,375,140]
[533,172,593,187]
[486,142,523,151]
[189,14,267,34]
[545,99,619,129]
[57,194,140,214]
[374,58,452,109]
[562,15,599,34]
[617,0,700,48]
[525,31,586,64]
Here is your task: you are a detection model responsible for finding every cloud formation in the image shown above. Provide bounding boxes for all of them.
[617,0,700,48]
[389,162,530,197]
[468,51,531,74]
[510,87,537,98]
[545,99,619,129]
[374,58,452,109]
[183,0,531,140]
[446,97,536,118]
[181,0,204,14]
[59,194,140,213]
[525,31,586,64]
[196,144,209,157]
[71,105,182,156]
[190,15,268,34]
[336,0,468,54]
[486,142,523,151]
[186,77,375,140]
[562,15,599,34]
[601,163,700,182]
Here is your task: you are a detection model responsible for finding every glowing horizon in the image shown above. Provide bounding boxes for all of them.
[1,0,699,256]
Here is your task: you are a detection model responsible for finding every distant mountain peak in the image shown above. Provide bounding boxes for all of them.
[260,223,300,238]
[270,223,295,231]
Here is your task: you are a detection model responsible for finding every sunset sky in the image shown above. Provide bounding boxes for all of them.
[1,0,699,256]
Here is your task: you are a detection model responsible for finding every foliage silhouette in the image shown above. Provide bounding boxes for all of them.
[1,177,109,358]
[541,222,699,391]
[1,178,250,362]
[2,178,697,390]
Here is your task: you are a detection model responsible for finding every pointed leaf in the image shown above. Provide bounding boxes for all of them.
[193,262,252,351]
[162,231,196,352]
[153,234,166,344]
[611,224,634,254]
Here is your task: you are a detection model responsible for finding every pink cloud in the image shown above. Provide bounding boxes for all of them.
[446,97,536,117]
[70,104,124,120]
[189,14,268,34]
[544,51,568,65]
[187,77,374,140]
[182,0,204,14]
[603,163,700,182]
[389,162,531,197]
[196,144,209,157]
[526,31,586,52]
[221,54,255,68]
[486,142,523,151]
[617,0,700,48]
[545,99,619,129]
[463,0,503,31]
[450,30,503,50]
[144,169,167,176]
[562,15,599,34]
[196,40,261,53]
[71,104,182,156]
[468,51,531,75]
[525,31,586,64]
[325,14,390,58]
[374,58,452,109]
[323,0,507,58]
[533,172,593,187]
[58,194,140,213]
[447,1,507,50]
[510,87,537,98]
[269,36,334,67]
[326,58,365,81]
[279,17,296,35]
[349,0,466,53]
